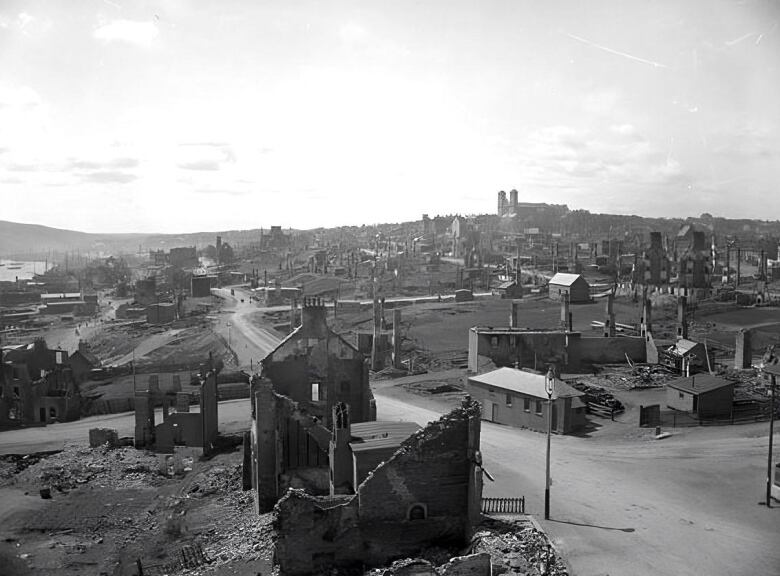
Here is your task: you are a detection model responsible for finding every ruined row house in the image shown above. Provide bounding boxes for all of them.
[0,339,81,427]
[250,298,377,509]
[272,397,484,575]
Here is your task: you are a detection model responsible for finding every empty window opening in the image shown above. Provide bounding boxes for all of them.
[535,400,542,415]
[311,382,320,402]
[407,503,427,521]
[523,398,530,412]
[505,393,512,406]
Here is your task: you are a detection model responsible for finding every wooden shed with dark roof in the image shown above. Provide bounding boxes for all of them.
[666,374,734,418]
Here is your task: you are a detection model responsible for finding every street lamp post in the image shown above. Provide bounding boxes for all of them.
[764,365,778,508]
[545,368,555,520]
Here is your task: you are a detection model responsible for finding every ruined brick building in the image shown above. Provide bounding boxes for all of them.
[0,339,80,427]
[261,298,375,427]
[675,227,712,290]
[249,300,485,575]
[273,398,484,575]
[134,368,219,455]
[250,298,377,510]
[641,231,670,287]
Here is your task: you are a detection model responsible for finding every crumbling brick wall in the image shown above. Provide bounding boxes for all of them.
[273,399,483,575]
[252,381,331,513]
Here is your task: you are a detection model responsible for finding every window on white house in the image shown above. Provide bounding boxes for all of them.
[523,398,530,412]
[505,393,512,406]
[535,400,542,415]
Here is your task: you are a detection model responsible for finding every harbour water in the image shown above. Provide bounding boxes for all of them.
[0,259,52,283]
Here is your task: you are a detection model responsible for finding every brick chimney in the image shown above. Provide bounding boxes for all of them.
[300,297,328,338]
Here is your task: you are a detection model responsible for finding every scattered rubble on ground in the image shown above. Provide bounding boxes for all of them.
[366,517,567,576]
[0,442,277,576]
[2,443,168,492]
[470,517,568,576]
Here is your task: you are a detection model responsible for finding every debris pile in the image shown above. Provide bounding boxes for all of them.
[6,444,168,492]
[164,463,276,576]
[366,517,567,576]
[572,365,676,391]
[0,450,60,483]
[470,518,568,576]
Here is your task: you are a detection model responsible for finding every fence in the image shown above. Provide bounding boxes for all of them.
[639,403,774,428]
[481,496,525,515]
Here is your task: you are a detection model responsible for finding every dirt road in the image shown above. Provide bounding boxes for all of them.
[0,399,251,455]
[211,287,282,370]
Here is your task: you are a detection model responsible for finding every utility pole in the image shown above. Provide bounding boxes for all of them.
[226,322,232,352]
[544,368,555,520]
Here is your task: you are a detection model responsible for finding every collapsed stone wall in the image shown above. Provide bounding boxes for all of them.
[273,399,483,575]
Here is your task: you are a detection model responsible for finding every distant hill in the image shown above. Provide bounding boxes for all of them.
[0,220,146,256]
[0,220,287,258]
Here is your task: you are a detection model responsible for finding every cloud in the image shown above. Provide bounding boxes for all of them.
[177,143,236,171]
[0,176,23,184]
[6,162,42,172]
[0,85,44,110]
[581,90,621,116]
[81,171,137,183]
[339,22,369,45]
[194,188,249,197]
[710,125,774,160]
[610,124,642,139]
[517,124,685,190]
[69,157,140,170]
[94,20,159,48]
[179,160,220,171]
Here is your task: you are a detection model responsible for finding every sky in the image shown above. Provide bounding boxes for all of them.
[0,0,778,233]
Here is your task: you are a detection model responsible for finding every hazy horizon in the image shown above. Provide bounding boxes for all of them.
[3,200,780,239]
[1,0,778,234]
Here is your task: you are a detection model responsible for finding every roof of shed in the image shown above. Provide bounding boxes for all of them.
[668,339,703,356]
[667,374,733,395]
[548,273,586,287]
[468,367,582,400]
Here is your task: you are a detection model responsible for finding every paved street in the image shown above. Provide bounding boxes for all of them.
[375,393,780,576]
